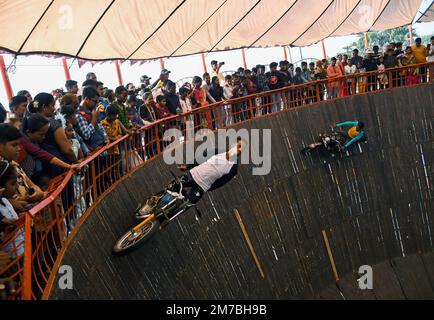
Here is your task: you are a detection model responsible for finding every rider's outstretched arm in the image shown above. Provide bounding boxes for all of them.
[336,121,359,127]
[344,131,365,148]
[208,165,238,191]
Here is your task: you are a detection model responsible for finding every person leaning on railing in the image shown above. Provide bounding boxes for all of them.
[75,86,108,152]
[383,48,399,88]
[411,38,428,83]
[0,124,46,213]
[17,114,79,183]
[0,160,25,258]
[428,37,434,62]
[399,47,419,86]
[23,93,78,179]
[327,57,343,99]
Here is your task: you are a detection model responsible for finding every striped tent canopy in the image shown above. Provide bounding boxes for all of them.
[0,0,424,61]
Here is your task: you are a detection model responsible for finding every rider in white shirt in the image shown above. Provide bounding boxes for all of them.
[136,139,246,218]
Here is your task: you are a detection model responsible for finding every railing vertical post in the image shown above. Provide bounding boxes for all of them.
[249,97,254,119]
[22,213,33,300]
[429,63,433,83]
[281,88,287,109]
[155,125,161,155]
[52,201,64,247]
[315,83,320,103]
[124,139,130,174]
[389,70,393,89]
[90,160,98,200]
[217,104,222,128]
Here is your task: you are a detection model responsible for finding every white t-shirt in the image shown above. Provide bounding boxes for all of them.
[190,152,235,192]
[210,70,225,86]
[179,97,193,113]
[0,197,18,221]
[71,138,81,159]
[223,83,233,100]
[344,65,358,82]
[428,46,434,62]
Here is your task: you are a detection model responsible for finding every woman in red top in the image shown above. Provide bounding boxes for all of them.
[192,76,213,130]
[338,54,349,97]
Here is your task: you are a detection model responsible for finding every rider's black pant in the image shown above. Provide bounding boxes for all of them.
[180,172,204,204]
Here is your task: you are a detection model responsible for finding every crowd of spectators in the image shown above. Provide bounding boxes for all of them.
[0,37,433,286]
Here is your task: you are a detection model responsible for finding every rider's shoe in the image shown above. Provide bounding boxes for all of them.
[135,208,151,219]
[135,202,155,219]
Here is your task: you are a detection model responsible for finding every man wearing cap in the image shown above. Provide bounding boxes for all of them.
[65,80,79,94]
[150,69,171,91]
[411,38,428,83]
[86,72,97,81]
[140,75,152,90]
[361,49,378,92]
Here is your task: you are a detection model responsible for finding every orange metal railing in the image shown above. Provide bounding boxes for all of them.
[0,61,433,300]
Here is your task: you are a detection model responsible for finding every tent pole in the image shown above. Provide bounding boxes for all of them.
[364,32,369,50]
[114,60,123,86]
[283,46,288,61]
[321,40,327,60]
[288,46,293,63]
[160,58,165,70]
[201,51,207,73]
[0,55,13,101]
[408,25,413,45]
[62,57,71,81]
[241,48,247,69]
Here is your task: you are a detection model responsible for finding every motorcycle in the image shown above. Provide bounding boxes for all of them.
[112,172,194,255]
[301,129,350,156]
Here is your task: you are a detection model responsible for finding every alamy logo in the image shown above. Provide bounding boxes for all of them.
[357,265,373,290]
[58,265,73,290]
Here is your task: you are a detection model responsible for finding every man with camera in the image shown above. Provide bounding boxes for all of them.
[210,60,225,85]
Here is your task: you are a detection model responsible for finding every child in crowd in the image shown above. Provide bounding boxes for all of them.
[101,107,129,179]
[0,161,24,259]
[377,57,387,89]
[65,122,86,228]
[358,66,367,93]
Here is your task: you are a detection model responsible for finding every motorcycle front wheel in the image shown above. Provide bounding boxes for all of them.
[112,219,160,255]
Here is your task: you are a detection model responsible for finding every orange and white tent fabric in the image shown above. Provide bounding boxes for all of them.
[0,0,424,61]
